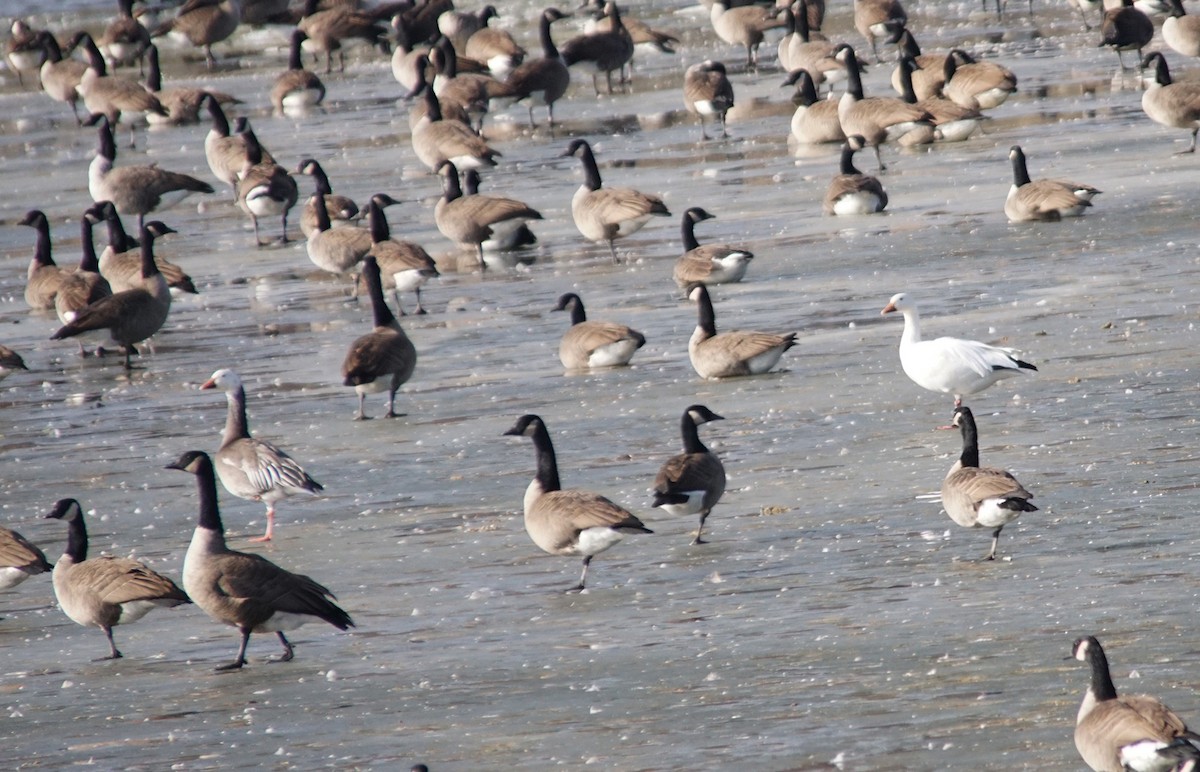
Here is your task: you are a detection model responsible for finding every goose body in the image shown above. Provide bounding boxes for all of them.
[272,30,326,112]
[853,0,906,62]
[784,69,845,144]
[553,292,645,370]
[45,498,190,660]
[778,1,839,83]
[505,8,571,127]
[688,284,795,379]
[890,31,944,101]
[92,203,196,294]
[6,20,45,88]
[0,525,52,590]
[1005,145,1099,222]
[684,60,734,139]
[68,32,166,142]
[1100,0,1154,70]
[37,32,87,123]
[464,6,526,79]
[835,44,932,168]
[411,81,501,173]
[341,256,417,420]
[55,210,113,356]
[155,0,241,69]
[143,44,239,126]
[19,210,68,312]
[824,135,888,215]
[297,0,388,74]
[560,1,635,95]
[202,94,268,198]
[652,405,726,544]
[673,207,753,289]
[1164,0,1200,58]
[503,414,652,592]
[234,119,298,246]
[1141,52,1200,154]
[709,0,783,68]
[302,173,374,278]
[896,55,983,142]
[100,0,151,72]
[880,292,1037,406]
[363,193,438,316]
[435,162,542,268]
[942,49,1017,110]
[296,159,359,239]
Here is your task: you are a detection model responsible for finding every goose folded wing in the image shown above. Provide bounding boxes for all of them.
[76,557,188,603]
[216,553,352,629]
[657,452,723,492]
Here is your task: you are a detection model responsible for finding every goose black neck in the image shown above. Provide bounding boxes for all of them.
[1085,642,1119,701]
[104,206,133,251]
[681,212,700,251]
[43,33,65,63]
[794,71,818,107]
[96,119,116,162]
[241,128,265,166]
[81,35,107,76]
[79,215,99,272]
[225,386,250,442]
[899,30,921,58]
[368,200,392,242]
[1152,54,1171,86]
[796,1,812,42]
[118,0,135,16]
[956,411,980,469]
[311,182,333,231]
[363,259,398,328]
[63,508,89,562]
[576,144,603,191]
[781,7,796,36]
[309,162,333,195]
[146,45,162,92]
[840,143,862,176]
[423,85,443,122]
[441,165,464,203]
[289,31,305,71]
[194,456,226,535]
[1011,149,1031,187]
[206,97,230,137]
[139,230,160,279]
[844,49,864,99]
[530,422,562,492]
[695,286,717,336]
[897,59,918,104]
[681,413,709,454]
[565,294,586,325]
[943,54,958,84]
[539,11,560,59]
[31,215,54,267]
[437,41,459,78]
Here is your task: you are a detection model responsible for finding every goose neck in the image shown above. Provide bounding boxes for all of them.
[956,414,980,469]
[288,31,305,71]
[194,457,227,536]
[539,11,560,59]
[79,215,99,272]
[145,45,162,92]
[311,183,333,232]
[1085,645,1119,704]
[576,144,603,191]
[695,287,718,337]
[367,201,391,242]
[62,510,89,563]
[364,260,398,329]
[96,120,116,163]
[680,413,709,454]
[1011,150,1031,188]
[223,386,251,444]
[529,422,562,493]
[681,214,700,251]
[32,217,54,267]
[840,143,862,175]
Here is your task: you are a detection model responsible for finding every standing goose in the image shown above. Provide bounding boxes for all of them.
[296,159,359,239]
[168,450,354,671]
[940,406,1036,561]
[362,194,439,316]
[823,135,888,215]
[341,256,417,420]
[834,44,933,169]
[503,414,652,592]
[709,0,784,69]
[143,44,239,126]
[1140,52,1200,154]
[19,210,68,312]
[297,0,390,74]
[44,498,190,660]
[272,29,326,114]
[428,40,510,131]
[55,210,113,356]
[86,114,214,230]
[390,13,430,94]
[552,292,645,371]
[896,56,983,143]
[5,20,45,88]
[583,0,680,66]
[853,0,907,62]
[202,94,264,199]
[234,119,298,246]
[0,525,52,590]
[560,1,635,95]
[890,30,944,101]
[51,224,172,370]
[302,174,374,281]
[152,0,241,70]
[683,60,734,140]
[562,138,670,263]
[1164,0,1200,58]
[411,81,502,173]
[434,161,543,269]
[880,292,1037,407]
[504,7,571,128]
[1099,0,1154,70]
[652,405,726,545]
[463,6,526,79]
[37,31,88,124]
[673,207,754,290]
[783,69,845,144]
[462,169,540,253]
[1071,636,1200,772]
[942,49,1017,111]
[0,346,29,382]
[66,31,166,145]
[1005,145,1100,222]
[687,284,796,379]
[200,368,323,542]
[778,2,843,89]
[92,202,196,294]
[100,0,151,73]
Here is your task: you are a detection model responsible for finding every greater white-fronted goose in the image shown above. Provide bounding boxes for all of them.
[168,450,353,671]
[895,56,982,143]
[504,7,571,128]
[100,0,151,73]
[783,69,845,144]
[301,173,374,280]
[67,31,166,145]
[683,60,734,140]
[297,0,389,74]
[1164,0,1200,58]
[464,5,526,79]
[853,0,906,62]
[562,138,670,263]
[51,223,172,370]
[6,20,44,88]
[200,368,323,542]
[777,1,843,89]
[92,202,197,294]
[1100,0,1154,70]
[673,207,753,290]
[86,113,214,229]
[709,0,782,69]
[652,404,726,545]
[1071,636,1200,772]
[1005,145,1100,222]
[44,498,190,660]
[941,406,1036,560]
[411,81,501,173]
[234,119,298,246]
[503,414,652,592]
[942,48,1017,110]
[435,161,542,269]
[296,159,360,239]
[560,1,635,95]
[824,135,888,215]
[144,43,240,125]
[1141,52,1200,154]
[37,32,88,124]
[55,210,113,357]
[687,284,795,379]
[152,0,240,69]
[362,193,438,315]
[272,29,326,114]
[0,346,29,382]
[553,292,645,371]
[890,30,944,100]
[834,44,932,169]
[341,256,417,420]
[19,210,67,312]
[0,524,52,590]
[880,292,1037,407]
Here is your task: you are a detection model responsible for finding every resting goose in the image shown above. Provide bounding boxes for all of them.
[272,29,326,114]
[778,2,843,89]
[100,0,151,73]
[234,119,298,246]
[823,135,888,215]
[553,292,645,371]
[1072,636,1200,772]
[688,284,796,379]
[560,1,635,95]
[153,0,241,70]
[783,69,845,144]
[67,31,166,146]
[890,30,944,101]
[880,292,1036,407]
[504,7,571,128]
[45,498,190,660]
[673,207,753,290]
[464,5,526,80]
[341,256,417,420]
[55,210,113,357]
[942,49,1017,111]
[92,202,196,294]
[853,0,907,63]
[390,13,431,94]
[896,56,983,143]
[1099,0,1154,70]
[411,81,501,173]
[0,346,29,382]
[302,174,374,281]
[0,525,52,590]
[37,32,87,124]
[428,41,510,131]
[1005,145,1100,222]
[503,414,652,592]
[297,0,389,74]
[201,368,323,542]
[144,44,239,126]
[709,0,783,69]
[834,44,933,169]
[169,450,354,671]
[683,60,734,140]
[362,194,439,316]
[435,161,543,269]
[19,210,68,312]
[652,405,726,545]
[296,159,360,239]
[1140,52,1200,154]
[1164,0,1200,58]
[941,406,1036,561]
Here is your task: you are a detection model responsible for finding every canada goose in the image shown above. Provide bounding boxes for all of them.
[782,69,845,144]
[168,450,353,671]
[200,368,323,542]
[853,0,906,62]
[583,0,680,56]
[101,0,151,73]
[1005,145,1100,222]
[942,48,1017,110]
[504,7,571,128]
[1100,0,1154,70]
[86,113,214,230]
[19,210,67,311]
[55,210,113,357]
[273,29,326,113]
[777,1,843,89]
[709,0,783,68]
[890,30,944,100]
[404,52,475,128]
[0,346,29,382]
[834,44,933,169]
[395,0,453,47]
[0,525,51,590]
[562,138,670,263]
[880,292,1037,407]
[687,284,796,379]
[341,256,418,420]
[552,292,645,370]
[301,174,374,279]
[37,32,88,124]
[824,135,888,215]
[298,0,389,74]
[152,0,241,70]
[144,44,240,125]
[234,119,298,246]
[464,5,526,79]
[296,159,360,239]
[67,31,166,145]
[44,498,190,660]
[1071,636,1200,772]
[1140,52,1200,154]
[896,56,983,142]
[6,20,45,88]
[435,161,543,269]
[390,13,431,94]
[560,1,635,95]
[429,40,513,130]
[652,405,726,545]
[684,60,734,140]
[51,224,172,370]
[437,8,484,53]
[92,202,197,294]
[673,207,753,290]
[411,82,502,173]
[1164,0,1200,58]
[202,94,267,199]
[941,406,1036,560]
[461,169,540,254]
[362,193,439,315]
[503,414,652,592]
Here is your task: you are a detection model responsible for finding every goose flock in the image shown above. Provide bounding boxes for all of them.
[2,0,1199,767]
